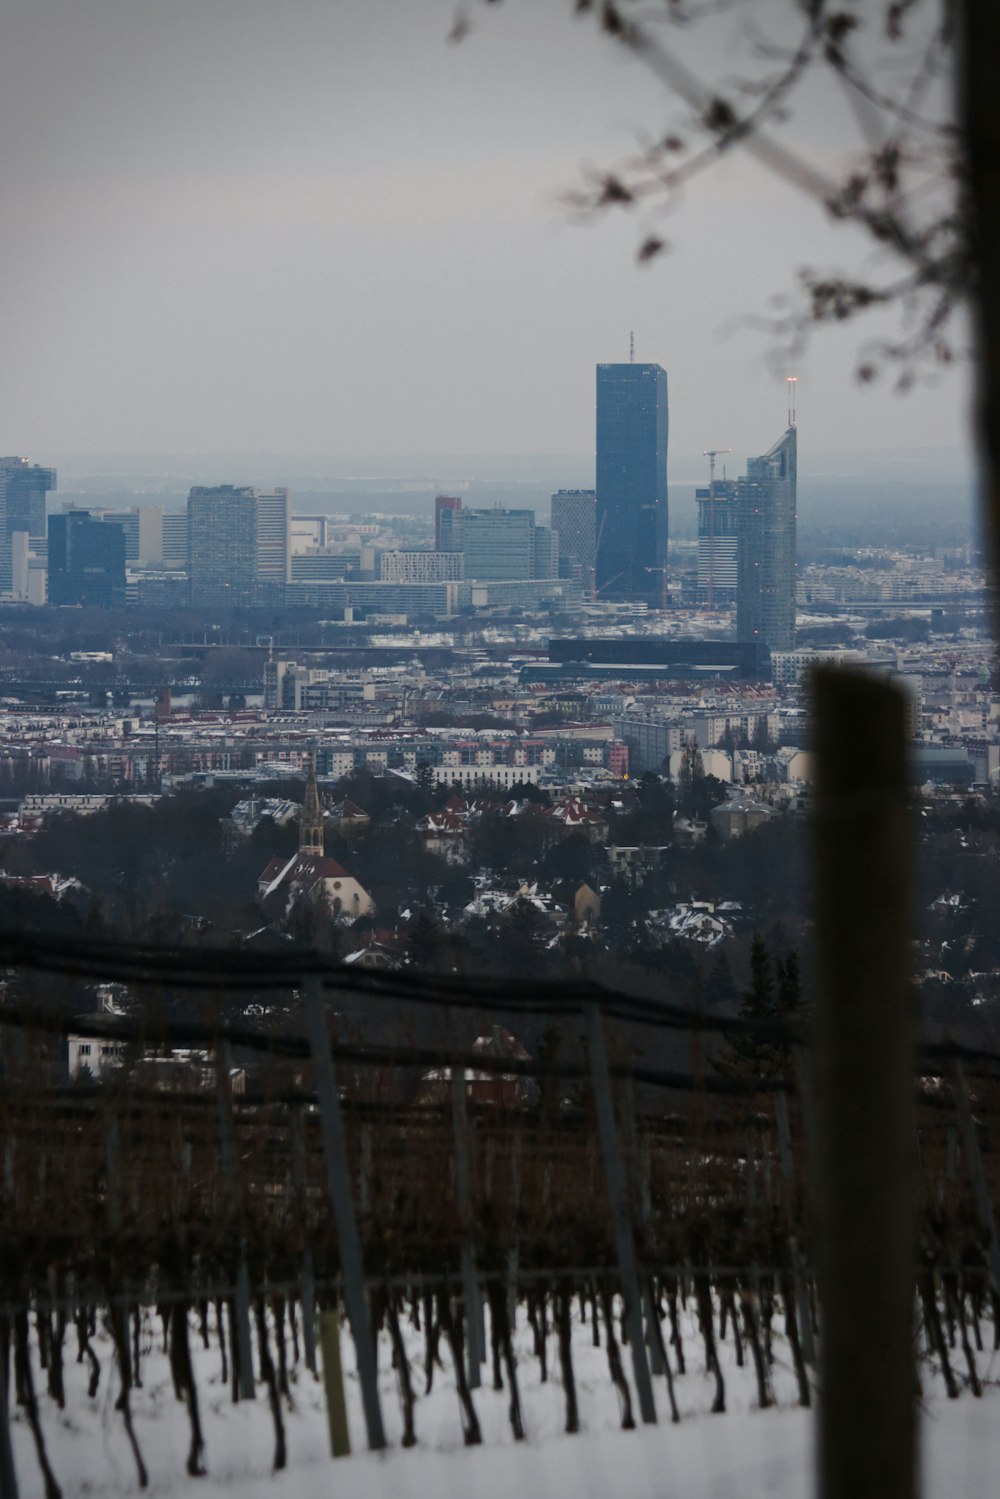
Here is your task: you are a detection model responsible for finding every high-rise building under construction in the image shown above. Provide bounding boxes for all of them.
[696,477,738,606]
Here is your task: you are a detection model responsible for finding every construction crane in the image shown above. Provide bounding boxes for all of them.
[701,448,732,609]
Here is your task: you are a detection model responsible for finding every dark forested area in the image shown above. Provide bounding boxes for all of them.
[2,770,997,1055]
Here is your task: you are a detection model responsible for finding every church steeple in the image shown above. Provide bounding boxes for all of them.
[299,749,325,857]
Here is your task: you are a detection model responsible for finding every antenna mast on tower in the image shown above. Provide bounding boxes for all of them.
[786,375,799,428]
[629,331,635,363]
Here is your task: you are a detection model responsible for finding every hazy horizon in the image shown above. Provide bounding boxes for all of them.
[44,443,978,547]
[46,441,978,485]
[2,0,972,462]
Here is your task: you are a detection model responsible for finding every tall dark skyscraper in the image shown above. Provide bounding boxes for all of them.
[48,511,126,608]
[735,426,797,652]
[595,362,668,602]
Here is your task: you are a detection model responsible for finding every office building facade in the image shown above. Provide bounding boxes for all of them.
[255,489,291,601]
[440,506,551,581]
[434,495,462,550]
[595,363,668,602]
[162,511,189,570]
[48,511,126,608]
[86,506,164,567]
[187,486,258,608]
[291,515,329,550]
[735,426,797,653]
[1,458,56,541]
[551,489,596,592]
[291,549,359,582]
[286,580,462,617]
[380,550,464,583]
[533,525,559,580]
[186,485,289,606]
[0,458,56,595]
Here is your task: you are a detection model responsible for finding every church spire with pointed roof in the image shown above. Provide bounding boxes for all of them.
[299,749,325,857]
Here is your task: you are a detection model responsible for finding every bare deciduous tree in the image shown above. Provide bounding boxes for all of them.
[461,1,1000,572]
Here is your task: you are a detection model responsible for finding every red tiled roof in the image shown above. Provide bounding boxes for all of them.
[544,797,607,826]
[259,852,352,890]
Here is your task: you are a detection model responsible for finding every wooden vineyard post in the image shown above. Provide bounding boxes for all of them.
[622,1082,664,1377]
[233,1257,256,1401]
[951,1059,1000,1288]
[774,1089,816,1365]
[290,1107,318,1375]
[812,668,915,1499]
[104,1109,132,1385]
[0,1344,19,1499]
[105,1113,122,1235]
[359,1124,373,1219]
[216,1044,256,1401]
[450,1063,483,1389]
[585,1000,657,1426]
[508,1129,523,1323]
[318,1309,351,1457]
[303,976,386,1452]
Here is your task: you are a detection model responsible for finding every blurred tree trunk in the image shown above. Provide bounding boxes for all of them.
[961,0,1000,582]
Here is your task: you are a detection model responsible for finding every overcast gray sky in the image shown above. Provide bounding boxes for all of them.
[0,0,971,464]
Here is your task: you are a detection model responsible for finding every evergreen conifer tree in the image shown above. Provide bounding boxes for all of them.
[714,932,801,1083]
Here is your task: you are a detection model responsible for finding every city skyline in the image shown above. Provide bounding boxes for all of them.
[0,3,995,1493]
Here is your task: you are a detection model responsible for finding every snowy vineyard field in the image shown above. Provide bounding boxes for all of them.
[5,941,1000,1496]
[8,1289,1000,1499]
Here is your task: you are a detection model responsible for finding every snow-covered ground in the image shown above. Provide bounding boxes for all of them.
[9,1299,1000,1498]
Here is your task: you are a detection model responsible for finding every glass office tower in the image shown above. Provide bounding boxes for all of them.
[735,426,797,653]
[1,458,56,540]
[48,511,126,608]
[595,363,668,602]
[0,458,56,595]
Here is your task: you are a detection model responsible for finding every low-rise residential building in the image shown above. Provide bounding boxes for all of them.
[709,794,777,841]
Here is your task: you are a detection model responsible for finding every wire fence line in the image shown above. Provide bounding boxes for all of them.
[1,925,998,1071]
[1,928,1000,1495]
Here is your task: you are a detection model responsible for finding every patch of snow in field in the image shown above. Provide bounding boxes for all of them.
[8,1302,1000,1498]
